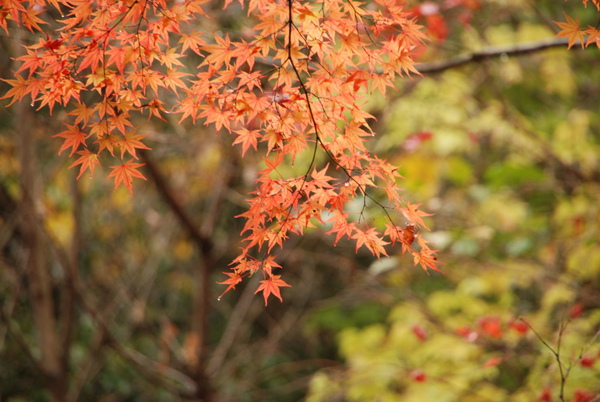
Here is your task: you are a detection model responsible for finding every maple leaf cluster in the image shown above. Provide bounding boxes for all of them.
[2,0,442,304]
[554,1,600,49]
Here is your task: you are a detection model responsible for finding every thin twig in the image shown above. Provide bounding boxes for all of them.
[520,316,571,402]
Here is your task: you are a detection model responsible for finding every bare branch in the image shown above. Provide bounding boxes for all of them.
[140,149,213,252]
[416,37,575,74]
[139,149,217,401]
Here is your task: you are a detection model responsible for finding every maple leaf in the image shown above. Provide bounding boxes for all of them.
[69,150,101,179]
[1,75,30,106]
[162,69,190,92]
[200,104,233,132]
[326,211,355,245]
[77,42,103,73]
[311,164,335,189]
[53,124,87,156]
[96,132,119,157]
[584,27,600,49]
[555,12,584,49]
[352,227,389,258]
[202,34,233,69]
[231,40,260,69]
[16,49,43,78]
[106,46,132,74]
[160,48,184,69]
[21,6,47,32]
[401,203,432,229]
[261,255,282,276]
[107,160,147,195]
[179,31,207,54]
[233,127,262,156]
[68,103,96,126]
[413,247,444,273]
[216,271,244,300]
[254,274,292,306]
[108,112,134,135]
[118,131,151,159]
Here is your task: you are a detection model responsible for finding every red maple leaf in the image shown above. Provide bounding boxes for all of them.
[107,160,147,195]
[118,131,151,159]
[1,75,30,106]
[401,202,432,229]
[255,274,291,306]
[53,124,87,156]
[217,272,244,301]
[69,150,101,179]
[352,227,389,258]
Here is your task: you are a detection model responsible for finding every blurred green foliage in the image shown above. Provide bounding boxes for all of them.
[306,1,600,401]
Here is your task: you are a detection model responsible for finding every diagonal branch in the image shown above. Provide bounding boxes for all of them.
[139,149,216,401]
[140,149,213,252]
[416,37,577,74]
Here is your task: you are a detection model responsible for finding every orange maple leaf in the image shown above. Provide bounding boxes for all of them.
[584,27,600,48]
[311,164,335,189]
[217,271,244,300]
[21,6,47,32]
[555,12,584,49]
[401,202,432,229]
[1,75,30,106]
[255,274,291,306]
[118,131,151,159]
[326,211,355,245]
[352,227,390,258]
[16,49,43,78]
[233,127,262,156]
[202,34,233,69]
[53,124,87,156]
[69,150,101,179]
[107,159,147,195]
[413,247,444,273]
[179,31,207,54]
[96,132,119,157]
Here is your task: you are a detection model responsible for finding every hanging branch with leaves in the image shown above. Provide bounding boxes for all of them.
[2,0,445,304]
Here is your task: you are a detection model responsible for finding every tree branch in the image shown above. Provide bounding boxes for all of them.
[139,149,215,401]
[140,150,213,252]
[416,37,575,74]
[13,28,65,400]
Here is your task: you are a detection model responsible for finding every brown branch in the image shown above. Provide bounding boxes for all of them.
[105,338,198,395]
[140,150,213,251]
[521,317,571,402]
[13,27,65,400]
[59,171,81,390]
[139,149,215,401]
[416,37,575,74]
